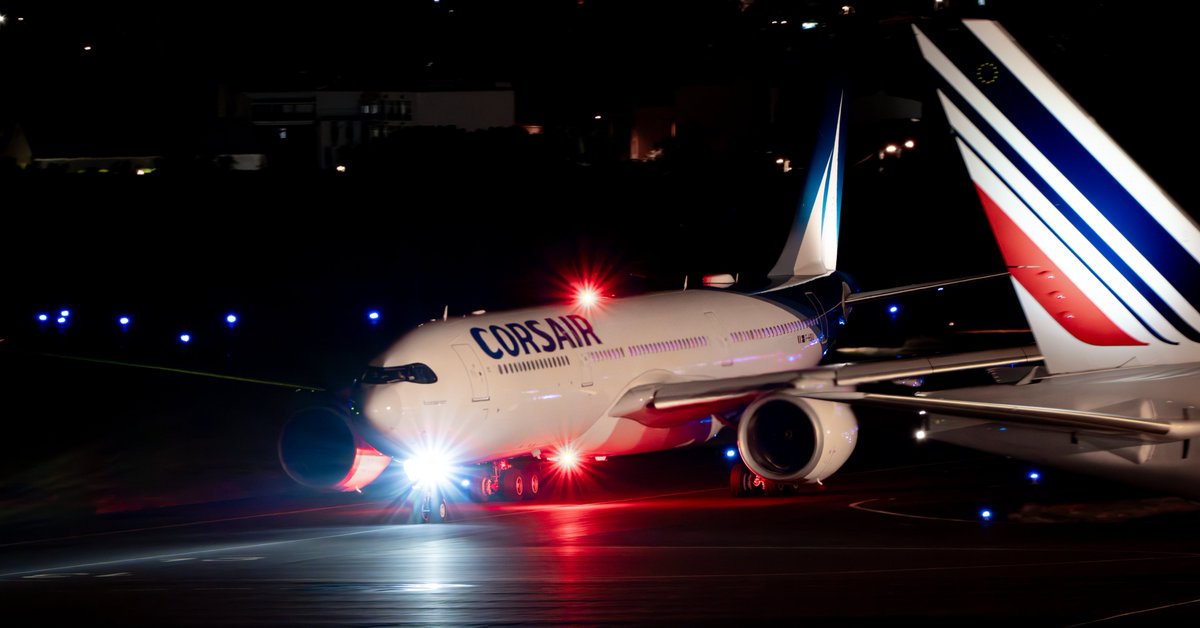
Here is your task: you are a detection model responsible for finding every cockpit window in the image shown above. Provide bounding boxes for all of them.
[359,363,438,385]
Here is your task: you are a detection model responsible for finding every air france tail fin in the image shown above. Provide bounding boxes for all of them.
[762,86,848,292]
[914,19,1200,374]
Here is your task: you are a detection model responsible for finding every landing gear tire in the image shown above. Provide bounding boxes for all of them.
[523,467,541,501]
[469,471,495,503]
[501,468,525,500]
[730,463,756,497]
[420,490,449,523]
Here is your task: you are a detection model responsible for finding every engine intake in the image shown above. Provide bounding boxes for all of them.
[278,404,393,492]
[736,393,857,484]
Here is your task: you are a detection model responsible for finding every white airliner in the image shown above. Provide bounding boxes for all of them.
[278,85,1039,519]
[805,19,1200,500]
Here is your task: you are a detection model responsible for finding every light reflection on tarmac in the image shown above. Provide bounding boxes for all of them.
[4,451,1200,626]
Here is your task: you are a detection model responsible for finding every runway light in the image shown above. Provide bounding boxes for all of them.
[37,313,48,322]
[980,509,993,521]
[914,429,927,440]
[179,333,191,344]
[725,448,738,459]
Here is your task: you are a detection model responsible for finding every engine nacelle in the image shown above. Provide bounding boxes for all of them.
[736,393,858,484]
[277,404,393,492]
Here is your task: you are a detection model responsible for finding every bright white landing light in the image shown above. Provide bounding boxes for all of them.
[404,452,452,487]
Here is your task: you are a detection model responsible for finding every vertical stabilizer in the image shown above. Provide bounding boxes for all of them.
[763,87,848,292]
[915,19,1200,374]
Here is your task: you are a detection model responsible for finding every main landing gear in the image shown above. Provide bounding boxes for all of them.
[729,461,791,497]
[469,460,542,502]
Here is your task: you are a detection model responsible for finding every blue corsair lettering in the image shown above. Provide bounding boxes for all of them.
[506,323,541,355]
[470,316,604,360]
[490,325,520,357]
[567,315,601,346]
[546,318,578,349]
[525,319,556,351]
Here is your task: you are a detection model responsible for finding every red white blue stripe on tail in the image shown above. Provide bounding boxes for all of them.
[914,19,1200,374]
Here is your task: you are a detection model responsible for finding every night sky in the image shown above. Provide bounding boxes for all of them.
[2,0,1197,385]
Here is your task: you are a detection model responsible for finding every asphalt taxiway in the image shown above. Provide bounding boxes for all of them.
[4,445,1200,627]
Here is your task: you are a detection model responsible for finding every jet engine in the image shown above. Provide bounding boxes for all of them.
[736,393,858,484]
[277,404,393,492]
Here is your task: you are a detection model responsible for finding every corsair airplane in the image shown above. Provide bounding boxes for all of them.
[805,18,1200,501]
[277,86,1039,519]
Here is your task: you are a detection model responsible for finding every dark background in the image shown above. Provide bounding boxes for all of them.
[1,0,1196,518]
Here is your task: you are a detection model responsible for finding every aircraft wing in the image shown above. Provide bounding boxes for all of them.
[799,391,1200,441]
[607,345,1043,429]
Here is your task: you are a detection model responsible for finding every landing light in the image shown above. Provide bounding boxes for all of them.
[404,451,452,487]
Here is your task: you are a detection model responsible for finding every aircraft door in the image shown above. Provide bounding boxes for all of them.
[452,344,490,402]
[704,311,732,367]
[580,353,594,387]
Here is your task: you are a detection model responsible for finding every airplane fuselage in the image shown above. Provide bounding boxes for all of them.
[355,281,842,467]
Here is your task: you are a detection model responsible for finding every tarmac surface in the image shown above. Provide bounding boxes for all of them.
[4,443,1200,627]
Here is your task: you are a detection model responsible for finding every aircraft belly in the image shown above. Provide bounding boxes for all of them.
[573,414,722,456]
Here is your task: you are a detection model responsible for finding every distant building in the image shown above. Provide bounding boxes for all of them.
[242,88,516,171]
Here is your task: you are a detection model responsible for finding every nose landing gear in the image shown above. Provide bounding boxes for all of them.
[419,488,449,523]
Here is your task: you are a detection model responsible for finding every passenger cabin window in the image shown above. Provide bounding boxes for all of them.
[359,363,438,385]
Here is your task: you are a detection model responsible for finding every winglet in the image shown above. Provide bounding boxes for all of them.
[914,19,1200,374]
[762,86,848,292]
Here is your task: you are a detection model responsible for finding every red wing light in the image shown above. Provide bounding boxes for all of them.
[575,286,601,308]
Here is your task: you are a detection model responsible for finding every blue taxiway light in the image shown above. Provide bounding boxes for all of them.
[888,305,899,314]
[980,509,993,521]
[118,316,131,326]
[37,313,48,322]
[368,310,381,321]
[725,448,738,459]
[179,333,191,344]
[56,317,67,324]
[1029,471,1040,481]
[60,309,70,317]
[460,479,470,488]
[226,313,238,325]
